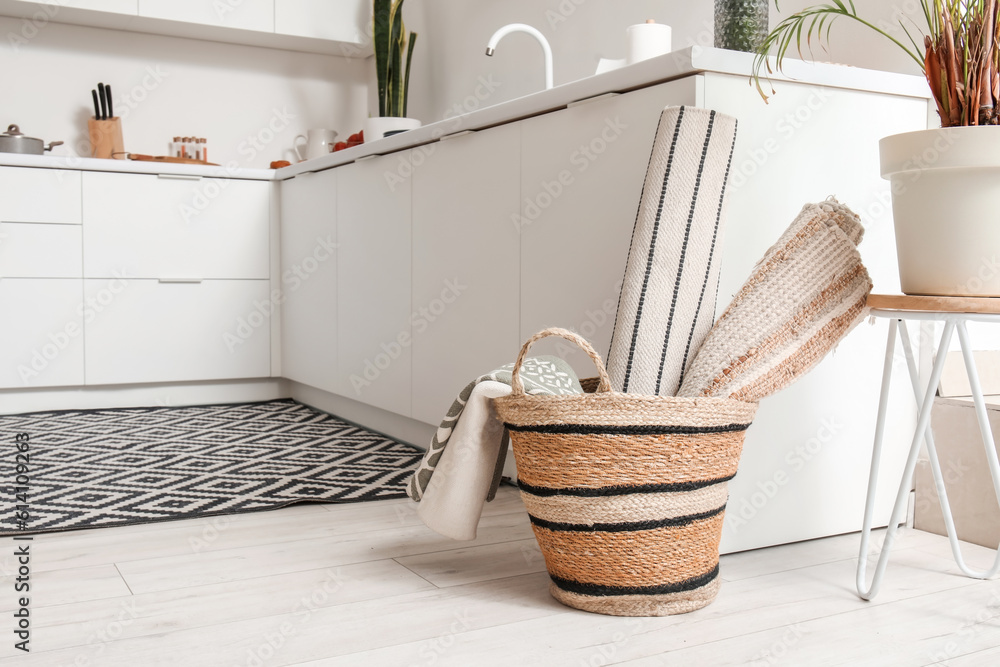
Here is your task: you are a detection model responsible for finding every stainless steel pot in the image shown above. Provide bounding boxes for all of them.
[0,125,63,155]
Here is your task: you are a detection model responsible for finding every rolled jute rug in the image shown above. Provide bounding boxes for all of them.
[607,105,739,397]
[677,198,872,402]
[494,328,757,616]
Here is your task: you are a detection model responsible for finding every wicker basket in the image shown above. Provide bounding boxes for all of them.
[493,328,758,616]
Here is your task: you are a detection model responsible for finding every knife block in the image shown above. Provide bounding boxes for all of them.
[88,118,124,160]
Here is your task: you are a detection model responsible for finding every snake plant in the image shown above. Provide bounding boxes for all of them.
[753,1,1000,126]
[373,0,417,118]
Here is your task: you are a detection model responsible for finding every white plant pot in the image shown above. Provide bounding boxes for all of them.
[364,116,422,141]
[881,126,1000,296]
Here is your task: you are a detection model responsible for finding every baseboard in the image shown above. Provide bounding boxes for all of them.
[0,378,290,415]
[288,381,434,450]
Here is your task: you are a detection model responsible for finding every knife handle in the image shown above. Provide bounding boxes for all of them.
[97,82,107,120]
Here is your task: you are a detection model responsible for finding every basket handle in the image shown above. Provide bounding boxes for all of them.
[509,327,613,396]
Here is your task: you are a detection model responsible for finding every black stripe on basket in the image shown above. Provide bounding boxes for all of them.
[551,564,720,598]
[504,422,752,435]
[516,474,735,498]
[528,504,725,533]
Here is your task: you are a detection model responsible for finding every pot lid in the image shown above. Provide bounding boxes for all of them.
[2,124,34,139]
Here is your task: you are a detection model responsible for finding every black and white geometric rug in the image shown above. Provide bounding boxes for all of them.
[0,399,423,535]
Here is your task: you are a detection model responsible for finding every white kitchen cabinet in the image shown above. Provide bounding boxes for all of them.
[279,170,338,394]
[336,153,412,416]
[83,172,269,280]
[0,0,369,54]
[698,72,928,554]
[411,125,522,425]
[83,279,271,385]
[58,0,137,13]
[138,0,274,32]
[0,222,81,278]
[275,0,368,44]
[519,78,700,377]
[0,167,81,225]
[0,279,85,388]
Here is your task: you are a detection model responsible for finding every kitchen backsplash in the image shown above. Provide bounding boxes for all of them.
[0,17,368,168]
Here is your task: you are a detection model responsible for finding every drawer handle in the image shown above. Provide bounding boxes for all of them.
[440,130,476,142]
[566,92,621,108]
[158,277,203,284]
[157,173,203,181]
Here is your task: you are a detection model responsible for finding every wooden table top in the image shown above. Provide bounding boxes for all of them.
[868,294,1000,314]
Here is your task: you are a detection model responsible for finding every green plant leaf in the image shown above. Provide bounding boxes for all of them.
[403,31,417,118]
[373,0,391,117]
[373,0,416,118]
[388,0,407,117]
[752,2,926,103]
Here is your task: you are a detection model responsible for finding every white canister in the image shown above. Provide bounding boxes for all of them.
[294,128,338,162]
[627,20,672,65]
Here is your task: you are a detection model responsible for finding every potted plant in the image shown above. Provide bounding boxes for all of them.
[754,1,1000,296]
[365,0,420,142]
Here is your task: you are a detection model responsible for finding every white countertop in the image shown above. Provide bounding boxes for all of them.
[1,47,929,182]
[0,152,277,181]
[278,46,932,180]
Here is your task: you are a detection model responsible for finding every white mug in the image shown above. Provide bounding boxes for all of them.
[294,129,338,162]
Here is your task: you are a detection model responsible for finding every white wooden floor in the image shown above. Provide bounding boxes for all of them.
[2,486,1000,666]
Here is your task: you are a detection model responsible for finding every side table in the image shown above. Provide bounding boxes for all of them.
[857,294,1000,600]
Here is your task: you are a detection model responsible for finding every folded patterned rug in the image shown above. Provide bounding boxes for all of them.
[407,356,582,540]
[677,198,872,402]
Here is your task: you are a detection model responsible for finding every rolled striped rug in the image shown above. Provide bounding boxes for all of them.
[607,105,739,397]
[493,328,758,616]
[677,199,872,402]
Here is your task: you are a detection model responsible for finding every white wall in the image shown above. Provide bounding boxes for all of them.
[0,3,933,167]
[402,1,712,124]
[402,0,929,125]
[0,18,369,168]
[771,1,925,77]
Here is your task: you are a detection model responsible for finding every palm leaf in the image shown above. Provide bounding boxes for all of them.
[753,2,927,103]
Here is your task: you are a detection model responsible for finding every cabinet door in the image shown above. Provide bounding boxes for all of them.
[60,1,138,13]
[519,79,700,377]
[83,279,271,385]
[411,125,522,425]
[280,170,338,393]
[337,153,412,416]
[83,172,269,280]
[275,0,368,43]
[0,223,82,278]
[0,167,81,225]
[0,279,85,388]
[138,0,274,31]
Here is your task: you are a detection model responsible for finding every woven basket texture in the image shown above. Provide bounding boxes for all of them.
[494,328,757,616]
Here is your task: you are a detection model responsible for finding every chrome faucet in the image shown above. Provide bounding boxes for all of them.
[485,23,554,90]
